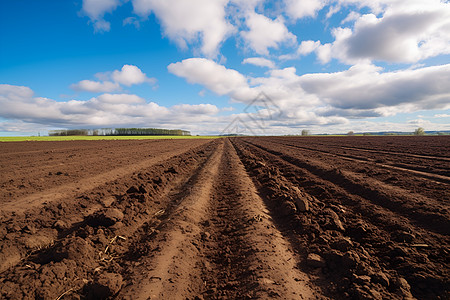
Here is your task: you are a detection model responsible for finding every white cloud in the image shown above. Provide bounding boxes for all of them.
[168,58,257,102]
[168,58,345,127]
[317,0,450,64]
[434,114,450,118]
[82,0,123,32]
[316,43,332,64]
[298,40,321,55]
[123,16,140,28]
[131,0,234,57]
[71,65,156,93]
[296,40,332,63]
[241,12,296,55]
[299,63,450,114]
[96,93,146,104]
[112,64,156,86]
[93,19,111,32]
[172,104,220,115]
[0,84,222,131]
[221,106,235,112]
[242,57,276,68]
[326,4,341,19]
[71,80,120,93]
[341,11,360,24]
[408,118,433,127]
[169,58,450,125]
[284,0,327,20]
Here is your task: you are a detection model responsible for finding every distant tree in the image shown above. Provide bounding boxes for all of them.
[301,129,310,136]
[347,131,354,136]
[363,132,371,136]
[414,127,425,136]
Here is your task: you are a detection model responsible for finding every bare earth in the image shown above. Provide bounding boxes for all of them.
[0,136,448,299]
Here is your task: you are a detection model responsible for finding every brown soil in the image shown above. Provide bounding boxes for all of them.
[0,136,448,299]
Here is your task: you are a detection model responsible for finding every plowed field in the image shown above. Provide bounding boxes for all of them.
[0,136,448,299]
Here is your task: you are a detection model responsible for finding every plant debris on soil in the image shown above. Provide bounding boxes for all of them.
[0,136,449,299]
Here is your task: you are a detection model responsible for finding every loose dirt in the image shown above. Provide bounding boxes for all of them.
[0,136,448,299]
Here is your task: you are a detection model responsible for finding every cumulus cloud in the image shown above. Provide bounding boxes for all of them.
[299,63,450,114]
[168,58,257,102]
[242,57,276,68]
[341,9,450,63]
[283,40,331,63]
[71,65,156,93]
[0,84,222,130]
[112,65,156,86]
[132,0,234,57]
[172,104,220,115]
[82,0,234,55]
[168,58,345,127]
[82,0,123,32]
[169,58,450,124]
[241,12,296,55]
[341,11,360,24]
[96,93,146,104]
[284,0,326,20]
[306,0,450,64]
[71,80,120,93]
[298,40,321,55]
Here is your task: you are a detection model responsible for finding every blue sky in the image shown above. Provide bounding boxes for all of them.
[1,0,449,135]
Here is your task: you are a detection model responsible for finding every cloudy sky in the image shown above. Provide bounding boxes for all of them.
[1,0,449,135]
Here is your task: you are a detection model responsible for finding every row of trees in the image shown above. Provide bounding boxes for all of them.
[49,129,89,136]
[49,128,191,136]
[114,128,190,136]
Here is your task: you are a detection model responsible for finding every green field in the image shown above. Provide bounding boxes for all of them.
[0,135,220,142]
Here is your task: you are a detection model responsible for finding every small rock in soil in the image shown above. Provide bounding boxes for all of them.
[331,237,353,251]
[324,208,345,231]
[100,196,115,208]
[53,220,69,231]
[307,253,326,268]
[294,197,309,212]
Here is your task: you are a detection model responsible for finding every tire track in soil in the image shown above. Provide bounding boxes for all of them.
[268,138,450,205]
[245,139,450,236]
[271,140,450,184]
[117,140,225,299]
[200,139,318,299]
[232,138,449,299]
[0,142,209,214]
[0,141,220,298]
[339,146,450,162]
[118,139,321,299]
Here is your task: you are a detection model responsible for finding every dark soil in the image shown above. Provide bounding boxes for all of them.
[0,136,448,299]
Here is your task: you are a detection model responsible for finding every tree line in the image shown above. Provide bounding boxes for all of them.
[49,128,191,136]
